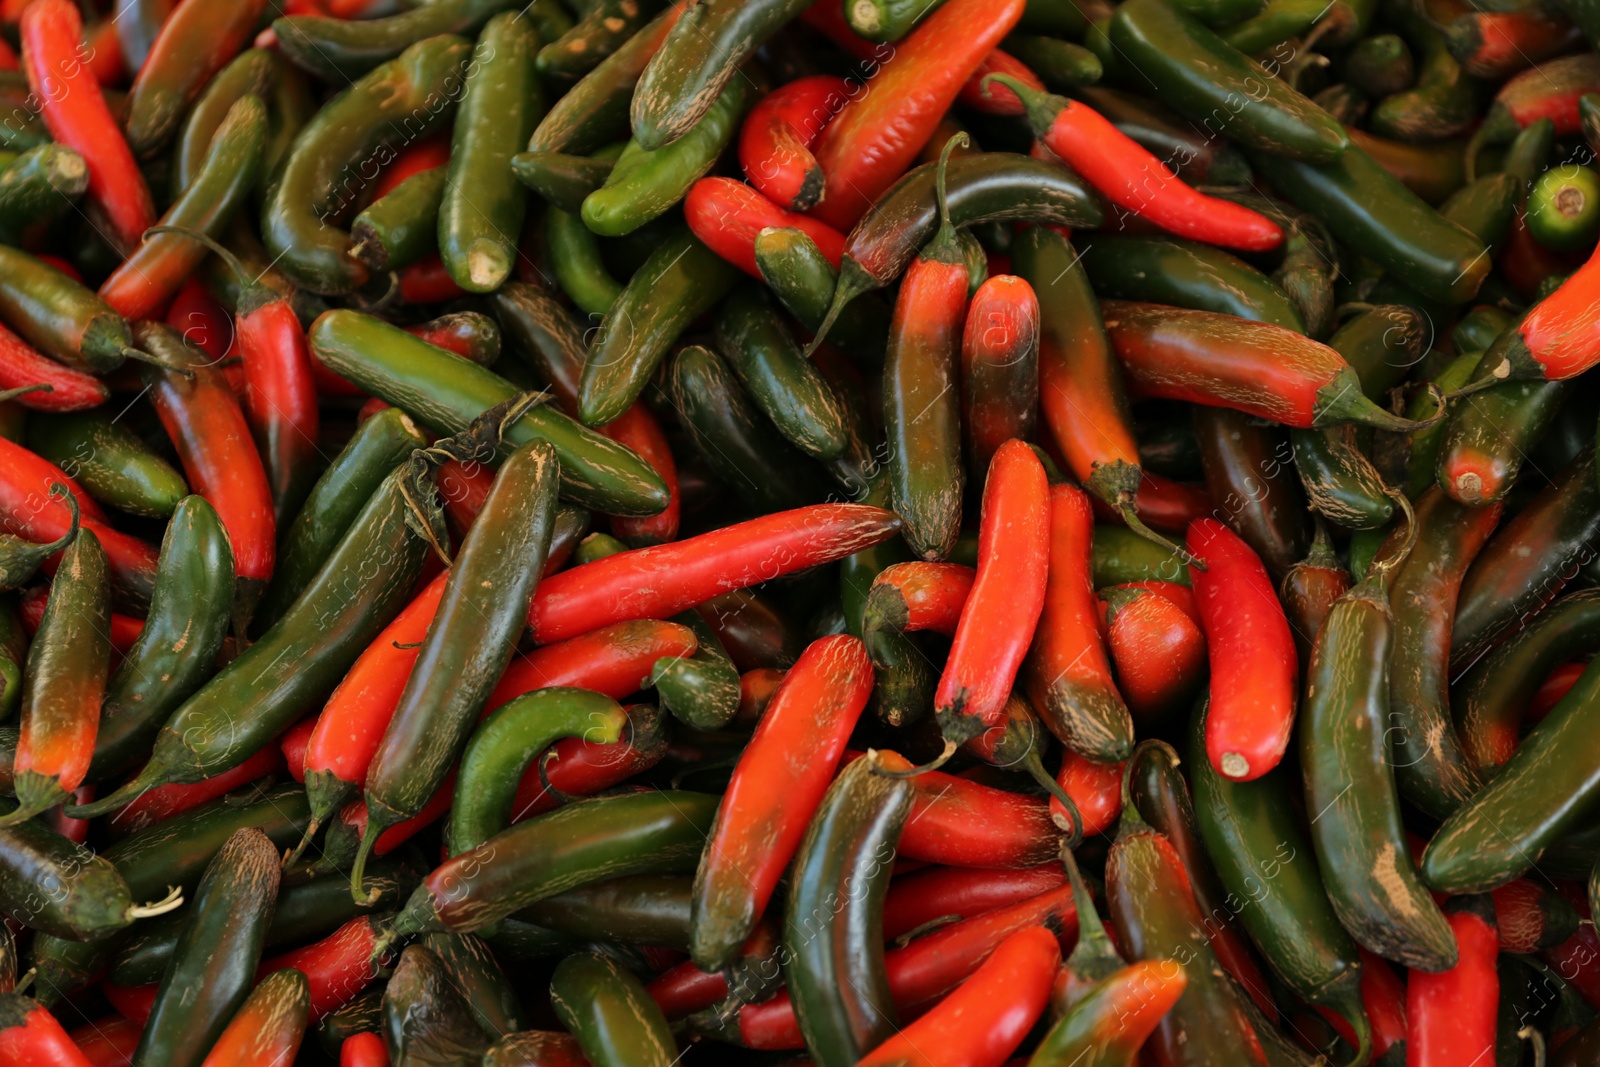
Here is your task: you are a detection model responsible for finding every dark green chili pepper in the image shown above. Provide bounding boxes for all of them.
[352,437,560,902]
[422,933,525,1040]
[551,951,678,1067]
[754,227,890,367]
[518,875,692,948]
[273,0,521,82]
[785,752,908,1067]
[1437,363,1568,506]
[26,412,187,520]
[311,310,670,516]
[1528,163,1600,252]
[132,829,281,1067]
[1092,525,1191,587]
[0,246,137,373]
[1369,13,1486,142]
[1201,188,1338,338]
[1080,234,1303,332]
[539,0,658,79]
[0,488,77,593]
[1221,0,1330,55]
[87,497,232,782]
[579,230,739,425]
[255,408,426,632]
[546,208,624,317]
[1194,406,1309,586]
[511,150,616,214]
[529,8,680,155]
[122,0,263,160]
[171,48,274,195]
[1002,34,1102,90]
[646,610,742,731]
[441,11,543,293]
[261,35,472,295]
[1403,350,1483,499]
[382,945,492,1064]
[349,167,446,273]
[0,145,86,246]
[1344,33,1413,97]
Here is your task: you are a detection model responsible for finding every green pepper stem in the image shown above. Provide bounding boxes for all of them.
[1021,749,1084,849]
[0,384,52,404]
[280,818,321,871]
[64,761,165,818]
[872,738,956,778]
[348,817,387,906]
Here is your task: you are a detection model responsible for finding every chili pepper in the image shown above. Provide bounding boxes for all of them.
[859,560,968,725]
[1529,164,1600,253]
[0,335,103,417]
[69,1015,141,1067]
[1082,235,1301,332]
[1495,879,1579,955]
[135,321,273,628]
[1452,452,1600,673]
[685,178,846,282]
[0,995,97,1066]
[1188,701,1371,1063]
[271,0,523,81]
[510,702,670,825]
[516,875,690,950]
[1370,13,1484,144]
[1105,302,1435,434]
[779,751,909,1065]
[262,35,471,295]
[257,409,426,630]
[1031,926,1187,1063]
[0,481,76,593]
[0,246,144,375]
[1446,7,1579,78]
[380,944,490,1065]
[27,413,186,520]
[881,865,1068,943]
[197,968,308,1067]
[596,405,677,546]
[688,634,870,972]
[1022,483,1133,761]
[958,274,1038,479]
[170,48,273,195]
[545,208,622,318]
[1101,585,1206,722]
[439,13,540,294]
[2,528,106,826]
[70,459,440,822]
[311,310,669,516]
[1052,750,1124,839]
[1278,523,1349,670]
[256,916,390,1024]
[736,75,840,211]
[811,152,1099,351]
[317,989,385,1058]
[754,228,889,367]
[0,142,86,246]
[20,0,153,250]
[108,749,284,839]
[388,789,718,939]
[347,167,445,273]
[424,931,526,1040]
[512,150,614,216]
[1344,33,1414,98]
[349,434,558,899]
[1470,53,1600,176]
[529,8,681,154]
[547,951,673,1067]
[122,0,263,160]
[132,828,279,1067]
[1402,895,1497,1067]
[1455,589,1600,777]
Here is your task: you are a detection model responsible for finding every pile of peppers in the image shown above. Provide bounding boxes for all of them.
[5,0,1600,1062]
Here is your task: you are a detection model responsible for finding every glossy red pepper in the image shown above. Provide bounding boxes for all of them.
[1487,233,1600,381]
[398,255,467,304]
[339,1031,389,1067]
[436,457,495,537]
[935,439,1049,747]
[488,619,700,711]
[1406,897,1498,1067]
[527,503,901,643]
[690,634,873,971]
[685,177,848,279]
[508,703,670,821]
[881,864,1068,942]
[0,995,95,1066]
[258,916,386,1023]
[998,75,1281,252]
[598,402,679,545]
[20,0,153,250]
[957,50,1044,116]
[331,773,456,864]
[1054,750,1125,839]
[372,135,451,200]
[108,745,284,835]
[866,561,974,639]
[0,326,108,412]
[1188,518,1297,781]
[1100,584,1207,723]
[961,276,1039,477]
[738,74,844,212]
[1447,8,1581,78]
[866,751,1062,868]
[807,0,1026,229]
[164,277,237,370]
[856,924,1060,1066]
[1127,473,1214,533]
[281,716,314,782]
[68,1015,141,1067]
[1106,580,1199,623]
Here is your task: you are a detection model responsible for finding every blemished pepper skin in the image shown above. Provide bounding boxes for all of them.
[381,944,491,1065]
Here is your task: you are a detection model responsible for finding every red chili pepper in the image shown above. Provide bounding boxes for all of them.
[68,1015,141,1067]
[866,561,975,637]
[164,276,237,363]
[1406,896,1498,1066]
[1188,518,1297,781]
[727,886,1076,1049]
[100,984,156,1027]
[332,773,456,863]
[398,255,467,305]
[857,924,1060,1066]
[436,457,495,537]
[281,716,314,782]
[685,177,847,279]
[1100,584,1208,723]
[691,634,873,969]
[1104,580,1199,624]
[1128,473,1214,533]
[20,0,153,250]
[1530,659,1586,721]
[1054,750,1126,839]
[18,586,142,657]
[0,995,96,1066]
[807,0,1026,229]
[733,667,784,726]
[1023,482,1131,762]
[957,50,1044,116]
[1493,878,1575,954]
[258,917,386,1023]
[487,619,701,711]
[372,135,451,201]
[935,440,1049,748]
[1484,53,1600,143]
[0,325,109,412]
[43,785,91,845]
[508,703,669,821]
[1320,949,1408,1061]
[339,1032,390,1067]
[882,864,1068,942]
[1499,211,1583,301]
[961,276,1039,476]
[107,745,284,835]
[1492,233,1600,381]
[1448,9,1580,78]
[866,751,1062,868]
[0,37,17,71]
[648,919,779,1018]
[1,441,159,609]
[599,402,679,545]
[738,75,844,212]
[527,503,901,643]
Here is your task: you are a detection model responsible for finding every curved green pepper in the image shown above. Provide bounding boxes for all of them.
[1370,13,1485,143]
[171,48,274,195]
[519,875,692,948]
[122,0,265,158]
[0,246,136,373]
[1081,233,1303,332]
[754,227,890,366]
[551,952,678,1067]
[546,208,624,317]
[529,8,681,155]
[539,0,658,79]
[272,0,518,82]
[349,167,445,273]
[512,151,616,214]
[26,412,188,520]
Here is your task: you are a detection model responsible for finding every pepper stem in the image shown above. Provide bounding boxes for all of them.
[804,259,871,358]
[144,224,277,313]
[64,762,164,818]
[0,384,52,404]
[281,817,322,870]
[36,485,80,557]
[348,818,386,906]
[1061,842,1124,982]
[1368,486,1418,586]
[873,737,956,778]
[125,885,184,920]
[981,72,1060,138]
[120,345,196,379]
[1021,749,1084,849]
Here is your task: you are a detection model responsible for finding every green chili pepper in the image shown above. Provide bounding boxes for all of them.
[530,8,680,155]
[546,208,624,317]
[122,0,265,158]
[1403,350,1482,499]
[310,310,669,516]
[256,407,428,632]
[1080,233,1303,332]
[551,951,678,1067]
[349,167,446,273]
[1528,163,1600,252]
[441,11,543,293]
[583,74,747,237]
[1344,33,1413,97]
[1370,13,1485,142]
[26,413,186,520]
[1221,0,1330,55]
[382,945,493,1064]
[1202,188,1338,338]
[579,230,739,425]
[447,688,628,857]
[0,489,77,594]
[1108,0,1348,162]
[0,246,138,373]
[262,52,316,185]
[87,496,232,783]
[754,227,890,367]
[518,875,692,948]
[171,48,274,195]
[1437,170,1521,253]
[1092,525,1191,587]
[261,35,472,295]
[1437,365,1568,507]
[421,932,526,1040]
[539,0,658,79]
[785,752,909,1067]
[132,829,281,1067]
[1002,34,1102,90]
[0,145,87,246]
[0,601,23,721]
[1252,143,1490,305]
[273,0,520,82]
[512,151,617,214]
[352,436,560,902]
